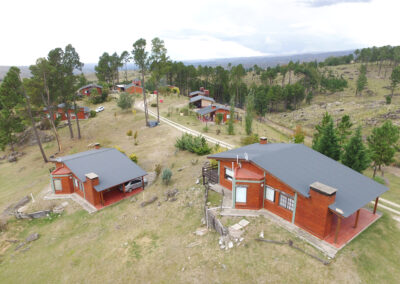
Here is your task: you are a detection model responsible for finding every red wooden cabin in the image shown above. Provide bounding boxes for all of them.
[44,103,90,121]
[207,138,388,247]
[50,147,147,209]
[78,84,103,96]
[195,104,231,123]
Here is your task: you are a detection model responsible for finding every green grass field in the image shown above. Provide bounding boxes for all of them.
[1,89,400,283]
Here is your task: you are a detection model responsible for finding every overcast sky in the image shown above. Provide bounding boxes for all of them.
[1,0,399,65]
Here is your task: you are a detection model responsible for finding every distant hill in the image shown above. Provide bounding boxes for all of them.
[183,49,355,69]
[0,49,354,81]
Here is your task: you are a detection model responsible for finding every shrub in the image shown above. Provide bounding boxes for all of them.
[215,113,224,125]
[386,95,392,104]
[203,126,209,133]
[241,134,259,146]
[180,106,189,116]
[162,168,172,185]
[151,103,157,107]
[117,93,134,110]
[126,130,133,136]
[154,164,162,177]
[89,88,107,104]
[293,125,305,143]
[175,133,212,155]
[134,131,138,145]
[210,144,227,167]
[90,110,97,118]
[129,153,138,163]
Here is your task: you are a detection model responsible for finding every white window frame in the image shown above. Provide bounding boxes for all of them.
[54,179,62,191]
[265,186,275,202]
[279,193,294,211]
[73,177,78,188]
[226,114,230,119]
[225,167,233,181]
[236,186,247,203]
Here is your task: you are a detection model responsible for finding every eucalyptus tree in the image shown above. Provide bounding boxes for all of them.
[132,38,150,126]
[120,50,131,83]
[229,64,246,105]
[149,37,169,123]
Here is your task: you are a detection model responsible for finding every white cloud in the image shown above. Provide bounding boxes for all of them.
[1,0,400,65]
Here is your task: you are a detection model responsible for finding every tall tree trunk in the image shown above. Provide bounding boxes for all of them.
[20,76,48,163]
[141,72,149,126]
[156,91,160,123]
[66,107,74,139]
[73,95,81,139]
[43,73,61,152]
[288,71,292,84]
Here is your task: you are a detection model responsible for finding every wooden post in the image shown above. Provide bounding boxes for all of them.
[373,197,379,214]
[353,209,360,228]
[334,216,342,244]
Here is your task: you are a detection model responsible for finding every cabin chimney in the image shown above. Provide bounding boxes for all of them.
[85,172,99,186]
[200,87,205,92]
[94,143,100,149]
[204,89,210,96]
[260,137,268,144]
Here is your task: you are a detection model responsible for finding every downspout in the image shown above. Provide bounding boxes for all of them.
[217,161,220,184]
[291,192,298,224]
[232,162,236,209]
[263,172,266,208]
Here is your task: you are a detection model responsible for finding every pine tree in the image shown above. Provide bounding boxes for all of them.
[312,112,332,149]
[341,127,370,173]
[314,118,341,160]
[337,114,353,146]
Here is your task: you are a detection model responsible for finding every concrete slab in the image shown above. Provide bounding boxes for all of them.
[44,191,97,214]
[238,219,250,228]
[230,223,243,231]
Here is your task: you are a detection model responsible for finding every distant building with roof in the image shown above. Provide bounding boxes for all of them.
[189,95,215,108]
[43,103,90,121]
[125,79,143,94]
[50,147,147,209]
[207,138,388,247]
[195,104,231,123]
[78,84,103,96]
[189,87,209,98]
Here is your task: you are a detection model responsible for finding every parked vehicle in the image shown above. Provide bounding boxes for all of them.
[96,106,105,112]
[148,120,159,128]
[120,178,143,192]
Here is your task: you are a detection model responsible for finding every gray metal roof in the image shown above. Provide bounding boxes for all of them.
[189,90,204,96]
[208,143,388,217]
[56,148,147,192]
[189,95,215,103]
[195,105,230,116]
[77,84,103,92]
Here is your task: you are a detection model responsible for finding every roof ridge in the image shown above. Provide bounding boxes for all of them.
[60,148,113,162]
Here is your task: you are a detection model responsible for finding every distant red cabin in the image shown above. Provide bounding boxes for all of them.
[195,104,231,123]
[44,103,90,121]
[125,80,143,94]
[77,84,103,96]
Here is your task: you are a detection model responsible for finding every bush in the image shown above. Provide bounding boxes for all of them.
[162,168,172,185]
[126,130,133,136]
[89,88,108,104]
[386,95,392,104]
[215,113,224,125]
[293,125,305,143]
[154,164,162,177]
[203,126,209,133]
[241,134,259,146]
[210,144,227,167]
[129,153,138,163]
[180,106,189,116]
[117,93,134,110]
[175,133,212,155]
[90,110,97,118]
[151,103,157,107]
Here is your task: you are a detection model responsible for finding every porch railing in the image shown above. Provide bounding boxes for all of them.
[202,165,218,185]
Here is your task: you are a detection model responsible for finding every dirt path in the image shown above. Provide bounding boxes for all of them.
[135,95,234,149]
